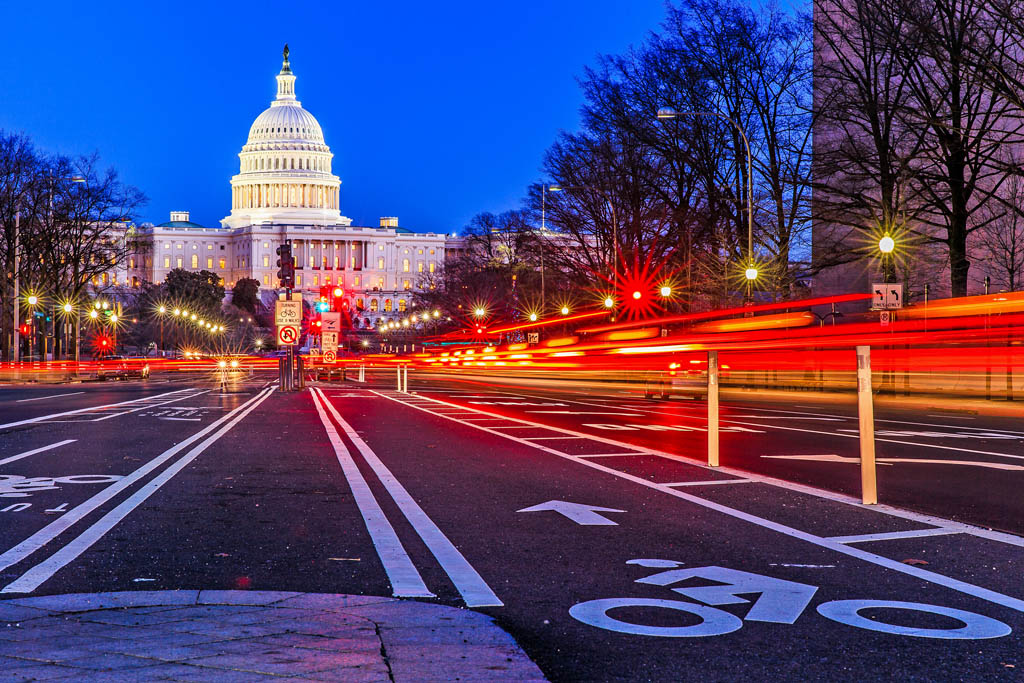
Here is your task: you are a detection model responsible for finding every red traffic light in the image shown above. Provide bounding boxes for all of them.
[314,319,322,328]
[19,324,30,335]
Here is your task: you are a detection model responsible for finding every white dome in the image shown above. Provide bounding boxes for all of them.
[247,105,324,145]
[222,47,348,229]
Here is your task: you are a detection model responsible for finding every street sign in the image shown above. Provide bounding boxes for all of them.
[277,325,298,346]
[527,332,540,344]
[275,299,302,327]
[322,312,341,332]
[323,350,337,363]
[322,330,339,351]
[880,311,890,327]
[872,283,903,309]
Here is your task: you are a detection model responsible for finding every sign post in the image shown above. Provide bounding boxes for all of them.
[707,351,720,467]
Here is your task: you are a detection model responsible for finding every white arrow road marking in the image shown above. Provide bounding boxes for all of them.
[517,500,626,525]
[762,454,1024,471]
[637,565,818,624]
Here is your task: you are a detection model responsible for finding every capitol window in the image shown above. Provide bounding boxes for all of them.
[176,257,183,268]
[207,257,213,269]
[207,244,213,250]
[176,243,182,249]
[429,249,435,255]
[370,300,379,312]
[163,256,170,268]
[191,254,198,268]
[354,276,360,287]
[163,243,170,250]
[403,280,411,290]
[378,257,385,269]
[417,262,424,273]
[429,262,436,273]
[403,259,410,272]
[263,255,269,267]
[398,300,407,312]
[263,275,269,285]
[418,249,423,255]
[384,299,392,312]
[219,258,226,269]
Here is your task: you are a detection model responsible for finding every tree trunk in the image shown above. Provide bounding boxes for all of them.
[948,230,970,297]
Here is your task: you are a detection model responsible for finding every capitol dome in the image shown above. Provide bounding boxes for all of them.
[222,46,347,229]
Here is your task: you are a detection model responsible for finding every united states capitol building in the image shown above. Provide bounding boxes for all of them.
[126,48,456,328]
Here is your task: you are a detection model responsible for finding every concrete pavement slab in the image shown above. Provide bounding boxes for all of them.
[0,590,547,681]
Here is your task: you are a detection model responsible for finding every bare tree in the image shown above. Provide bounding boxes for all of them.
[978,173,1024,292]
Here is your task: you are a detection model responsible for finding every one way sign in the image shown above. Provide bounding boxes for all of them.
[872,283,903,310]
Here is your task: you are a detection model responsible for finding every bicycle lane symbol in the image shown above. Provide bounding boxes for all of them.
[0,475,123,498]
[569,559,1011,640]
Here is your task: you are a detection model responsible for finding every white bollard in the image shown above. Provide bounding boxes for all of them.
[403,365,409,393]
[856,345,878,504]
[397,366,402,391]
[707,350,720,467]
[359,365,365,382]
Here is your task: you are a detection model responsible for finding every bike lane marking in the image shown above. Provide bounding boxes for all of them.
[0,441,76,467]
[0,388,275,586]
[308,388,434,599]
[316,388,503,608]
[2,387,276,594]
[369,389,1024,614]
[0,388,201,430]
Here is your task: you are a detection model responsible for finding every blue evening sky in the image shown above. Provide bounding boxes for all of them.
[3,0,679,233]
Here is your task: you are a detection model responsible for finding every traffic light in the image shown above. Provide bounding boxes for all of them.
[19,324,29,335]
[317,286,330,312]
[332,286,344,311]
[276,241,295,289]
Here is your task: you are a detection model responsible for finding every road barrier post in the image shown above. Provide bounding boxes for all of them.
[359,365,365,382]
[856,345,878,504]
[396,366,402,392]
[707,350,720,467]
[297,356,305,389]
[403,365,409,393]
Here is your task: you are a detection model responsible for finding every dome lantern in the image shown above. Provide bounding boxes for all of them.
[274,44,297,103]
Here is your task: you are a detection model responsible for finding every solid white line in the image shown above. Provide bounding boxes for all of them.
[575,453,647,458]
[664,479,753,487]
[0,440,76,466]
[15,392,85,403]
[829,528,964,544]
[316,388,502,607]
[524,436,588,441]
[373,390,1024,614]
[309,390,433,598]
[159,417,202,421]
[2,387,277,594]
[0,388,271,577]
[0,388,197,431]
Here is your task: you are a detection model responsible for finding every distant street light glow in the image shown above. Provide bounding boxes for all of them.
[604,297,614,308]
[561,306,570,315]
[660,286,672,297]
[745,267,758,281]
[27,295,38,306]
[529,312,538,322]
[879,235,895,254]
[632,291,642,300]
[63,303,73,313]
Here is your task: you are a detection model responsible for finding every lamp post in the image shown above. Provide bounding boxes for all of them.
[547,183,617,315]
[657,108,755,300]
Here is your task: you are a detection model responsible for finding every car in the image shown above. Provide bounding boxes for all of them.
[97,356,150,380]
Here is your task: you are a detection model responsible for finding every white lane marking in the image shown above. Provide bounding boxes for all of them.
[763,454,1024,471]
[159,417,202,421]
[529,411,645,416]
[373,390,1024,612]
[524,436,588,441]
[15,392,85,403]
[511,388,1024,438]
[732,415,842,421]
[0,388,197,430]
[664,479,753,487]
[0,389,272,577]
[2,388,276,594]
[91,391,212,422]
[829,528,964,544]
[316,388,502,607]
[927,415,976,420]
[0,440,76,467]
[309,390,433,598]
[575,453,647,458]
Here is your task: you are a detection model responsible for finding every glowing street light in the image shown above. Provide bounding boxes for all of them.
[604,297,614,309]
[632,291,642,300]
[89,309,99,319]
[62,302,73,313]
[474,307,486,318]
[560,306,570,315]
[529,312,538,322]
[745,266,758,282]
[660,286,672,297]
[110,313,118,323]
[158,305,166,314]
[879,234,895,254]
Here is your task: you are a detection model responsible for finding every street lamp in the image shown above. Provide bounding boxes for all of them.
[879,234,895,254]
[660,286,672,298]
[878,234,896,282]
[657,107,755,299]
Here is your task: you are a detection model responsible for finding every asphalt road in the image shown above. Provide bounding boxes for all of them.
[1,372,1022,681]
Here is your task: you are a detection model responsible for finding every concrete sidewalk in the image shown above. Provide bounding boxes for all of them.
[0,591,546,681]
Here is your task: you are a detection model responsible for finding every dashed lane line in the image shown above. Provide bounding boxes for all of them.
[0,440,76,467]
[371,389,1024,614]
[14,392,85,403]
